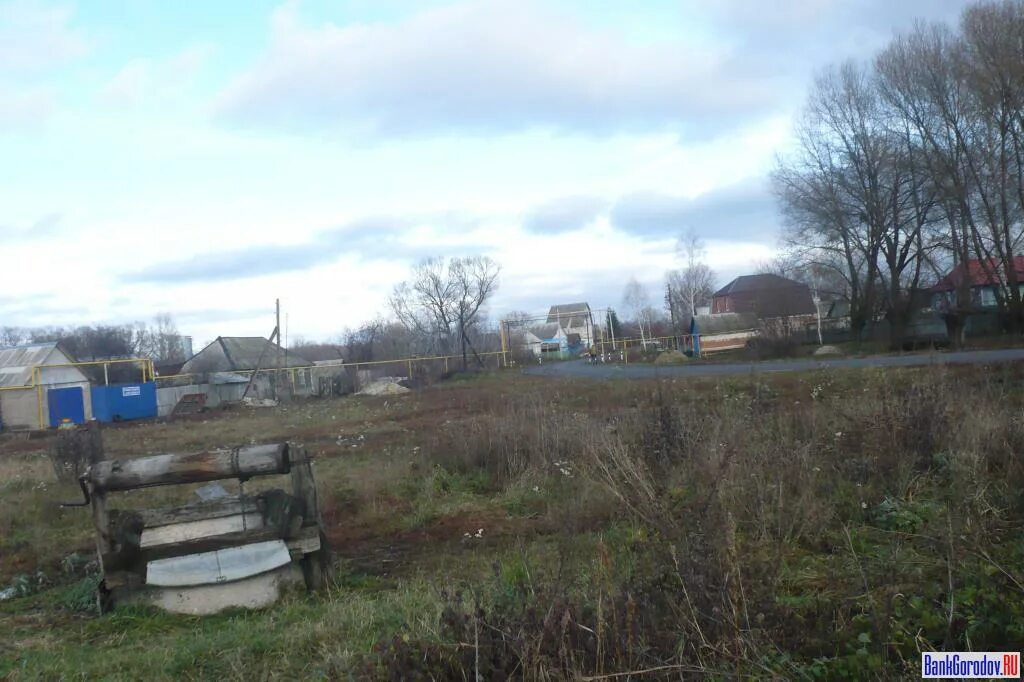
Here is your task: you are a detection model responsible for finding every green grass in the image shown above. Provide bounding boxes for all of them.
[1,586,446,679]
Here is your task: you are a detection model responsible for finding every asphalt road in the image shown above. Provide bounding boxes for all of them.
[521,347,1024,380]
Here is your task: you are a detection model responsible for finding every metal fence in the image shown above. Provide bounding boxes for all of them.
[153,350,513,400]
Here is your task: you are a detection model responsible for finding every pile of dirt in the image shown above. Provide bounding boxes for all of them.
[813,345,843,357]
[358,377,411,396]
[654,350,689,365]
[242,397,279,407]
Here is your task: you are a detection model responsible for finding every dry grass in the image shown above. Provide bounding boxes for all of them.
[2,366,1023,678]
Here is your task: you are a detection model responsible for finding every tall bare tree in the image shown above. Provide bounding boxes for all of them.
[666,229,715,332]
[389,256,500,368]
[451,256,501,369]
[775,58,941,348]
[875,6,1024,340]
[622,277,652,348]
[151,313,186,361]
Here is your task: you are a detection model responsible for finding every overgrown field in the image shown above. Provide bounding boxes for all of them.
[1,366,1023,679]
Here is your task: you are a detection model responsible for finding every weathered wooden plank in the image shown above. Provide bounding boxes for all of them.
[140,513,266,549]
[289,446,321,529]
[139,525,319,563]
[88,443,290,492]
[286,533,321,556]
[102,525,320,575]
[131,496,260,528]
[91,487,115,563]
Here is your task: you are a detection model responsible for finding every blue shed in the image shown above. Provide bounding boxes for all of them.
[90,382,157,422]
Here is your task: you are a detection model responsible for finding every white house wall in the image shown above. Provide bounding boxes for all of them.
[0,388,38,430]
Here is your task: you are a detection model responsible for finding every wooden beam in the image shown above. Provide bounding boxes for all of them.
[289,445,321,529]
[101,526,320,575]
[126,496,261,528]
[140,513,266,549]
[89,443,290,492]
[137,525,319,563]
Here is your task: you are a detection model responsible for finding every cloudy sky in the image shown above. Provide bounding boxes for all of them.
[0,0,970,345]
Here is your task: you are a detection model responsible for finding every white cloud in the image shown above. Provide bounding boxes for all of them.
[684,0,973,79]
[0,1,87,130]
[100,44,213,107]
[214,0,776,137]
[0,85,54,128]
[0,0,87,75]
[101,60,150,105]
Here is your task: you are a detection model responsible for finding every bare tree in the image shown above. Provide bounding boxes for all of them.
[775,58,940,349]
[622,277,652,348]
[151,313,186,362]
[389,256,500,368]
[389,258,458,354]
[666,229,715,332]
[451,256,501,369]
[877,5,1024,339]
[0,327,26,348]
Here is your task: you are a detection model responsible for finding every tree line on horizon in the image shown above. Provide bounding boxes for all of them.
[0,314,188,364]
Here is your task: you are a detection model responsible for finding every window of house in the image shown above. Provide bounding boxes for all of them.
[980,287,997,307]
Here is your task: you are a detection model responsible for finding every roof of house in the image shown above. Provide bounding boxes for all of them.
[714,273,802,297]
[546,303,591,328]
[531,323,565,341]
[0,342,76,387]
[692,313,759,335]
[153,360,186,377]
[713,274,817,317]
[185,336,312,372]
[931,257,1024,291]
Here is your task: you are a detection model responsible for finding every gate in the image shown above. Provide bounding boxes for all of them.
[48,386,85,427]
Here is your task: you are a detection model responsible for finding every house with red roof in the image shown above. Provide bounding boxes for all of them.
[931,257,1024,311]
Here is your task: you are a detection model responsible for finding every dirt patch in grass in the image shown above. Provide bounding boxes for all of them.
[330,505,610,580]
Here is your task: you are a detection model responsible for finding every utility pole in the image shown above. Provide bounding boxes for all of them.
[242,299,281,401]
[607,307,616,354]
[274,298,281,401]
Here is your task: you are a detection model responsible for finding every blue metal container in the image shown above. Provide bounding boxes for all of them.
[90,382,157,422]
